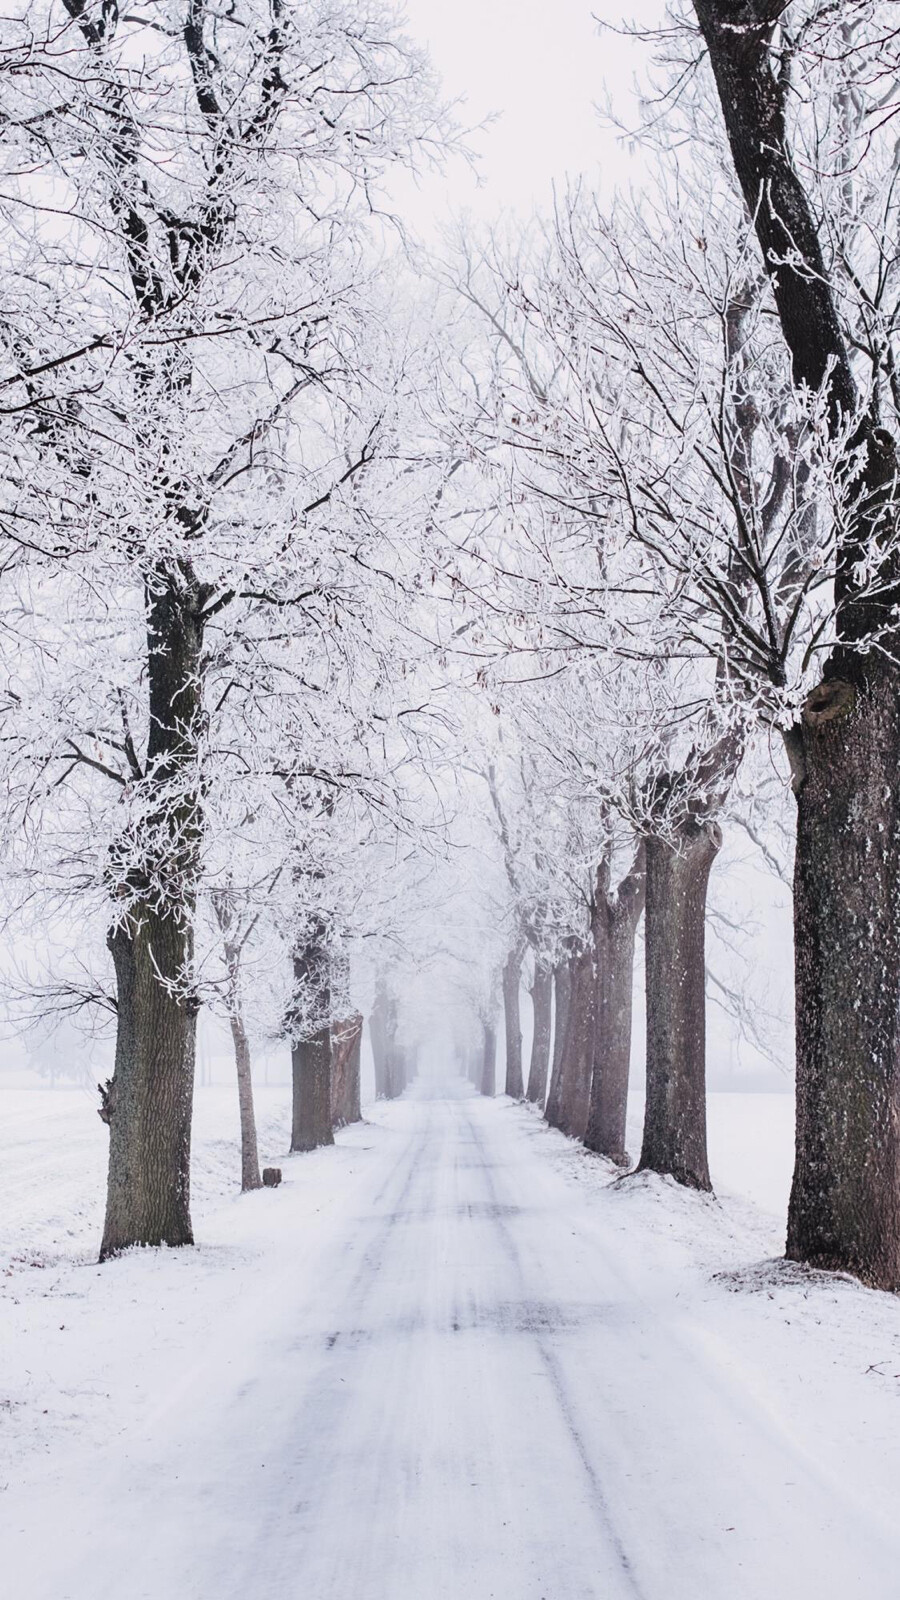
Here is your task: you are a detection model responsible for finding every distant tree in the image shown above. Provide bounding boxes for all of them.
[331,1013,363,1128]
[210,884,264,1192]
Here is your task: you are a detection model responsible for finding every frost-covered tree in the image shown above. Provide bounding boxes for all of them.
[686,0,900,1284]
[0,0,448,1255]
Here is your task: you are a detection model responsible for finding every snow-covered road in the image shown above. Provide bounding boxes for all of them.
[6,1080,900,1599]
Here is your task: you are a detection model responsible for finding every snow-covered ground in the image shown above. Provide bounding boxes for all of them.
[3,1079,900,1598]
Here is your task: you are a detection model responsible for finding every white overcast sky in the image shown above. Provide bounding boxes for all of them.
[395,0,657,231]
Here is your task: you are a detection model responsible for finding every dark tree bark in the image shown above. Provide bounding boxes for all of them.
[290,919,334,1152]
[693,1,855,427]
[331,1013,363,1128]
[101,913,196,1258]
[637,824,720,1191]
[545,952,573,1128]
[291,1025,333,1151]
[525,959,553,1106]
[502,943,525,1098]
[584,845,646,1164]
[694,0,900,1285]
[788,674,900,1282]
[100,575,204,1259]
[480,1019,497,1096]
[553,944,595,1139]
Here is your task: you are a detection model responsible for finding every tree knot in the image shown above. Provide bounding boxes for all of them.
[802,679,855,729]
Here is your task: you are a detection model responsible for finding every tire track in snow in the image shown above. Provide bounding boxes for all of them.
[453,1093,646,1600]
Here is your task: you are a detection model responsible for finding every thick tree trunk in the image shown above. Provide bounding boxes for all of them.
[502,944,525,1099]
[638,825,719,1191]
[331,1013,363,1128]
[545,954,573,1128]
[554,945,595,1139]
[584,848,646,1164]
[229,1007,262,1192]
[101,913,196,1258]
[101,571,204,1260]
[291,1025,333,1151]
[290,923,334,1152]
[787,667,900,1283]
[480,1019,497,1096]
[695,0,900,1285]
[526,959,553,1106]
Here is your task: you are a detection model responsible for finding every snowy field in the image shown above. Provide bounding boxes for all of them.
[3,1080,900,1599]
